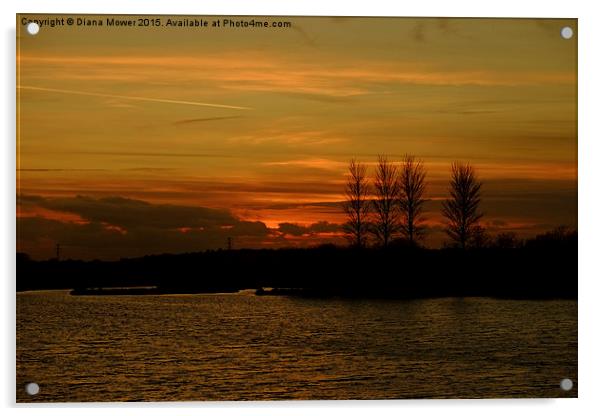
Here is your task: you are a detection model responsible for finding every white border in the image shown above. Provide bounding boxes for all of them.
[3,1,601,415]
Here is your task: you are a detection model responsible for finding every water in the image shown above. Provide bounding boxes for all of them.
[17,291,577,401]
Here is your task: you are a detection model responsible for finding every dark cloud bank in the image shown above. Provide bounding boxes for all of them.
[17,195,342,260]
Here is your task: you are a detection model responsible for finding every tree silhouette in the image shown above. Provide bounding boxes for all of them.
[343,159,371,248]
[372,155,401,247]
[442,162,483,249]
[398,154,427,245]
[492,232,521,249]
[470,225,490,249]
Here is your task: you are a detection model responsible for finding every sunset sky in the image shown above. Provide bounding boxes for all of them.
[17,16,577,259]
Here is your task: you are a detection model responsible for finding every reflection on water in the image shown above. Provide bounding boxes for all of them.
[17,291,577,401]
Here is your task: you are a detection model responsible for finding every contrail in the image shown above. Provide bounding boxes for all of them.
[18,85,252,110]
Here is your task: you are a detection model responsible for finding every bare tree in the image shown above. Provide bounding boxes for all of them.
[398,154,427,245]
[492,232,521,249]
[372,155,401,247]
[442,162,484,249]
[343,159,371,248]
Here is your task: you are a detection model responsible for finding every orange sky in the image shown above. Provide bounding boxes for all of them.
[17,15,577,259]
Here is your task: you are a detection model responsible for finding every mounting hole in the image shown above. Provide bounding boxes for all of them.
[26,22,40,36]
[25,382,40,395]
[560,26,573,40]
[560,378,573,391]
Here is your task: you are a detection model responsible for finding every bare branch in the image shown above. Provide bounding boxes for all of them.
[398,154,427,245]
[342,159,370,248]
[371,155,401,247]
[442,162,484,249]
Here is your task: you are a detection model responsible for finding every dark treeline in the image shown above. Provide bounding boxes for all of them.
[17,227,576,299]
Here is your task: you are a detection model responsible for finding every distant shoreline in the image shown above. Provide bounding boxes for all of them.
[14,285,578,301]
[18,231,577,301]
[12,286,576,301]
[69,286,239,296]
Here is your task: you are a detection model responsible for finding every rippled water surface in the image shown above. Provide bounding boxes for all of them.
[17,291,577,401]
